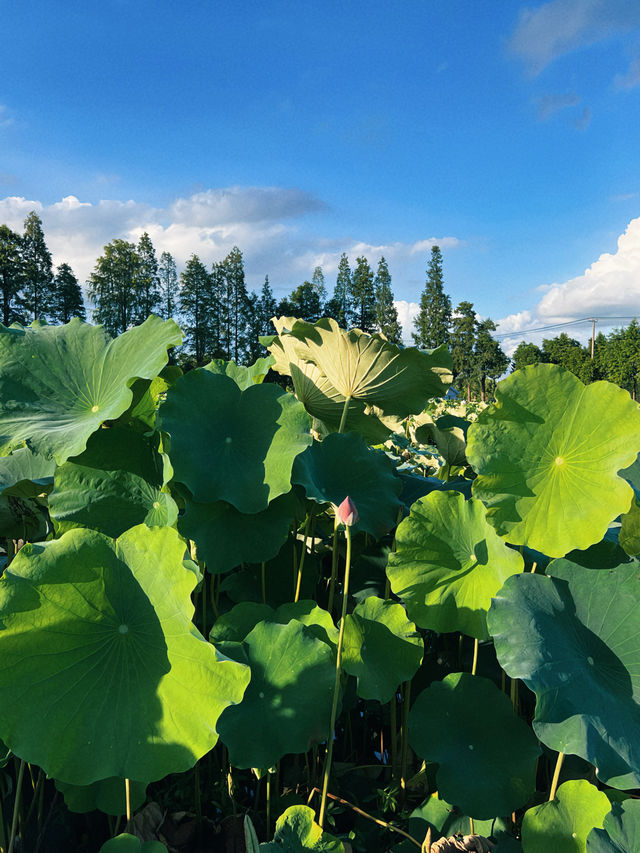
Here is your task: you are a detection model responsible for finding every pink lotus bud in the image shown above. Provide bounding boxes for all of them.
[337,496,359,526]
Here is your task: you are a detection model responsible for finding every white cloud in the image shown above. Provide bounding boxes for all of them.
[510,0,640,74]
[615,57,640,89]
[536,92,581,120]
[394,300,420,345]
[169,186,326,226]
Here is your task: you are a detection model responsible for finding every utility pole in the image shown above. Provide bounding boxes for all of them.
[590,318,597,359]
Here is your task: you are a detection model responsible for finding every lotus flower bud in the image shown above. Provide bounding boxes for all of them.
[337,496,359,526]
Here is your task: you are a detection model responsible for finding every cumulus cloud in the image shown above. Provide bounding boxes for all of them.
[536,92,581,120]
[510,0,640,74]
[0,189,460,305]
[394,300,420,345]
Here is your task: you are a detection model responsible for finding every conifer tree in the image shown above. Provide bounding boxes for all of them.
[325,253,353,327]
[373,256,402,343]
[245,291,266,363]
[179,255,211,364]
[52,263,85,323]
[0,225,26,326]
[473,318,509,401]
[311,266,327,308]
[286,281,322,322]
[257,275,277,335]
[208,261,226,357]
[349,256,376,332]
[158,251,178,320]
[220,246,250,363]
[413,245,451,349]
[21,211,54,321]
[450,301,478,401]
[88,239,142,336]
[135,232,161,322]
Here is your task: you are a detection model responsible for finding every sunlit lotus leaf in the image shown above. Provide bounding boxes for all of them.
[341,596,422,702]
[99,836,167,853]
[409,673,540,818]
[118,365,183,431]
[0,448,55,498]
[587,799,640,853]
[49,426,177,538]
[205,355,275,389]
[269,316,452,418]
[210,600,337,646]
[406,793,510,847]
[488,559,640,788]
[216,619,335,769]
[521,780,610,853]
[292,431,403,538]
[55,777,147,816]
[388,492,524,640]
[0,316,182,463]
[180,491,297,573]
[415,414,468,468]
[0,525,249,785]
[467,365,640,557]
[259,805,344,852]
[161,370,311,512]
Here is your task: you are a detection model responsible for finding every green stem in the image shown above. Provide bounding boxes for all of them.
[318,524,352,828]
[124,777,131,824]
[549,752,565,801]
[266,771,272,839]
[471,638,479,676]
[209,571,218,620]
[390,692,398,780]
[400,681,412,802]
[294,515,311,602]
[261,562,266,604]
[338,396,351,434]
[8,759,25,853]
[327,517,340,614]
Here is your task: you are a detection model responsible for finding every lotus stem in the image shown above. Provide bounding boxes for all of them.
[327,516,340,614]
[338,396,351,434]
[318,523,352,828]
[8,759,25,853]
[400,679,412,803]
[548,751,565,801]
[471,638,479,675]
[125,777,131,823]
[294,515,311,602]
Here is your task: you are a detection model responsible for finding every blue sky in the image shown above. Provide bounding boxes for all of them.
[1,0,640,348]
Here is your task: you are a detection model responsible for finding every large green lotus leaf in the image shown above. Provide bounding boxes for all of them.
[521,780,610,853]
[259,805,344,852]
[216,619,335,769]
[406,793,509,846]
[209,600,337,647]
[587,800,640,852]
[180,491,297,573]
[415,414,469,468]
[341,596,423,703]
[205,355,275,389]
[619,496,640,556]
[292,432,403,538]
[467,364,640,557]
[99,836,167,853]
[160,370,312,512]
[409,673,540,819]
[387,492,524,640]
[119,365,183,431]
[0,447,56,498]
[0,316,182,464]
[488,560,640,788]
[55,777,147,816]
[269,317,452,417]
[0,525,249,785]
[49,425,177,538]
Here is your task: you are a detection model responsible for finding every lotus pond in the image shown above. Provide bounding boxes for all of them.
[0,315,639,852]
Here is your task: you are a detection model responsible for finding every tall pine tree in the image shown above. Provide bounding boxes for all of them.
[158,251,178,320]
[473,318,509,401]
[450,301,478,401]
[286,281,322,322]
[0,225,25,326]
[88,239,142,336]
[257,274,277,335]
[21,211,55,321]
[311,266,327,309]
[135,232,161,322]
[52,263,85,323]
[413,245,451,349]
[349,256,376,332]
[179,255,212,364]
[373,256,402,343]
[220,246,250,363]
[325,253,353,327]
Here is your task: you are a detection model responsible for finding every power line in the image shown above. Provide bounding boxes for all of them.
[495,315,640,340]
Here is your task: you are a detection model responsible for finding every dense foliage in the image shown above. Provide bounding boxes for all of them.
[0,314,639,853]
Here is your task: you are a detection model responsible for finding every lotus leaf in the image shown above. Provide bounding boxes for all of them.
[210,599,337,646]
[521,780,610,853]
[0,315,181,463]
[587,799,640,852]
[0,494,49,542]
[292,432,403,538]
[160,370,311,512]
[409,673,540,818]
[341,596,423,703]
[55,777,147,816]
[205,355,275,389]
[467,364,640,556]
[216,619,335,769]
[121,365,183,430]
[398,472,472,509]
[259,805,344,852]
[406,793,509,846]
[619,497,640,556]
[0,525,249,784]
[488,560,640,787]
[415,414,468,469]
[99,836,167,853]
[180,491,297,573]
[387,492,524,640]
[0,447,55,497]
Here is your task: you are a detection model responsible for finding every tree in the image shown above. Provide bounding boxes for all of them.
[0,225,25,326]
[450,301,477,401]
[542,333,593,384]
[600,321,640,399]
[179,255,212,364]
[208,261,226,358]
[473,318,509,401]
[285,281,322,323]
[373,256,402,343]
[51,263,85,323]
[220,246,250,362]
[135,232,161,322]
[158,251,178,320]
[20,211,55,321]
[413,245,451,349]
[88,239,142,336]
[257,275,277,335]
[511,341,545,372]
[325,253,353,327]
[349,256,376,332]
[311,266,327,308]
